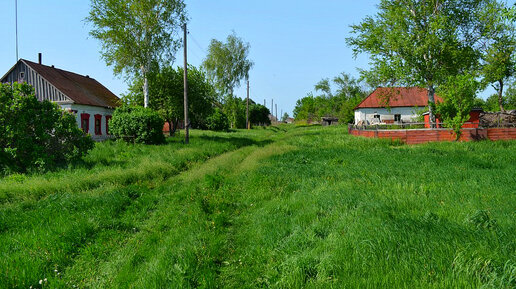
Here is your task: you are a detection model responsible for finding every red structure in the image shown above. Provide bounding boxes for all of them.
[423,108,482,128]
[349,126,516,144]
[163,120,185,135]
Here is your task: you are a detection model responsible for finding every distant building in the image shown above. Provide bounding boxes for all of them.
[321,117,338,126]
[1,58,121,140]
[354,87,442,125]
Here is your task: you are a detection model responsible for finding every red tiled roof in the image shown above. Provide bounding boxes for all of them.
[355,87,442,109]
[22,59,121,108]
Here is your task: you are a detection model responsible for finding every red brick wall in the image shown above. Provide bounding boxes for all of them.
[349,127,516,144]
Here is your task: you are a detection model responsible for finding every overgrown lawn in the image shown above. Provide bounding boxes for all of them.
[1,125,515,288]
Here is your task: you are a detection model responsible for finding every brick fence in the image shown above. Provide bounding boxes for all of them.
[348,126,516,144]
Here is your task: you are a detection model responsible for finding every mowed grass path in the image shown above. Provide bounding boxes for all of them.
[1,125,515,288]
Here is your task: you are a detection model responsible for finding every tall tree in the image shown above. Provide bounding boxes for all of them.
[294,73,367,124]
[314,79,333,98]
[247,103,271,127]
[203,32,254,127]
[480,0,516,112]
[87,0,187,108]
[125,65,216,134]
[347,0,488,126]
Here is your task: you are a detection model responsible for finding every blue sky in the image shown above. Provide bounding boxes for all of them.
[0,1,506,116]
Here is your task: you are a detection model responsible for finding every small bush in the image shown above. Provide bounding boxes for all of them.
[110,106,165,144]
[206,108,230,131]
[0,83,94,173]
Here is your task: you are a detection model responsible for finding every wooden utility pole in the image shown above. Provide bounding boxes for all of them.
[183,23,189,144]
[15,0,18,61]
[246,80,250,129]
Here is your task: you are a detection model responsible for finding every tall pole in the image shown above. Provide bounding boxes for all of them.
[264,99,266,106]
[246,80,250,129]
[15,0,18,61]
[275,104,278,123]
[271,99,274,120]
[183,23,189,144]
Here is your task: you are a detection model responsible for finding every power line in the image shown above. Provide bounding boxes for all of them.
[15,0,18,61]
[188,33,207,55]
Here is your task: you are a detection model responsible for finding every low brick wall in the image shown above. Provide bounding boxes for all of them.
[349,127,516,144]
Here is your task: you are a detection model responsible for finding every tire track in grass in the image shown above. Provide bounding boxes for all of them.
[0,132,280,289]
[60,141,295,288]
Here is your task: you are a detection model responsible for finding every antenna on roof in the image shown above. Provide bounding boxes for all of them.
[15,0,19,61]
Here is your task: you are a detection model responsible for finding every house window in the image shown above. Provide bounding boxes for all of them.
[394,114,401,122]
[94,114,102,135]
[373,114,381,120]
[81,113,90,134]
[105,115,112,135]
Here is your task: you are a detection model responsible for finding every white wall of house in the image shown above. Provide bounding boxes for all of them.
[60,104,115,140]
[354,107,421,125]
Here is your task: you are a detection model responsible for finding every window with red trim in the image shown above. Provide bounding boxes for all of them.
[81,113,90,133]
[94,114,102,135]
[105,115,112,135]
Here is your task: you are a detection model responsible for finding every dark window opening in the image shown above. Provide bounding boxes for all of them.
[94,114,102,135]
[81,113,90,134]
[105,115,112,135]
[394,114,401,122]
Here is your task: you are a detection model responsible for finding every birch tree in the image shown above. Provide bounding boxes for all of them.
[87,0,187,107]
[203,33,254,128]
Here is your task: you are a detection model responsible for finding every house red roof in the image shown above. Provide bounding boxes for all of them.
[355,87,442,109]
[22,59,120,108]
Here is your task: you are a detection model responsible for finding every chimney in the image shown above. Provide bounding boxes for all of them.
[38,53,42,64]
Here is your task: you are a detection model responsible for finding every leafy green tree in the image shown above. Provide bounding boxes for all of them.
[293,93,316,121]
[314,79,333,98]
[125,65,216,135]
[293,73,367,124]
[436,74,481,140]
[281,112,289,122]
[480,0,516,112]
[0,83,94,173]
[250,103,271,126]
[203,32,254,127]
[483,81,516,111]
[87,0,187,108]
[347,0,488,126]
[505,4,516,21]
[506,83,516,110]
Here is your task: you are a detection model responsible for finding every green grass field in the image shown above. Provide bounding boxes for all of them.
[1,125,515,288]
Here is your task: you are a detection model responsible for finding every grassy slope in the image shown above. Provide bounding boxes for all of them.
[1,126,515,288]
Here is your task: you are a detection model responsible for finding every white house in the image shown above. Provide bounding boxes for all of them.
[354,87,442,125]
[1,58,121,140]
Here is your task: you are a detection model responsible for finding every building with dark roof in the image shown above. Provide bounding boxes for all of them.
[1,58,121,140]
[354,87,443,125]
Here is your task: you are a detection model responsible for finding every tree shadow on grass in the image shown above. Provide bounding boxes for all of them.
[196,135,273,148]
